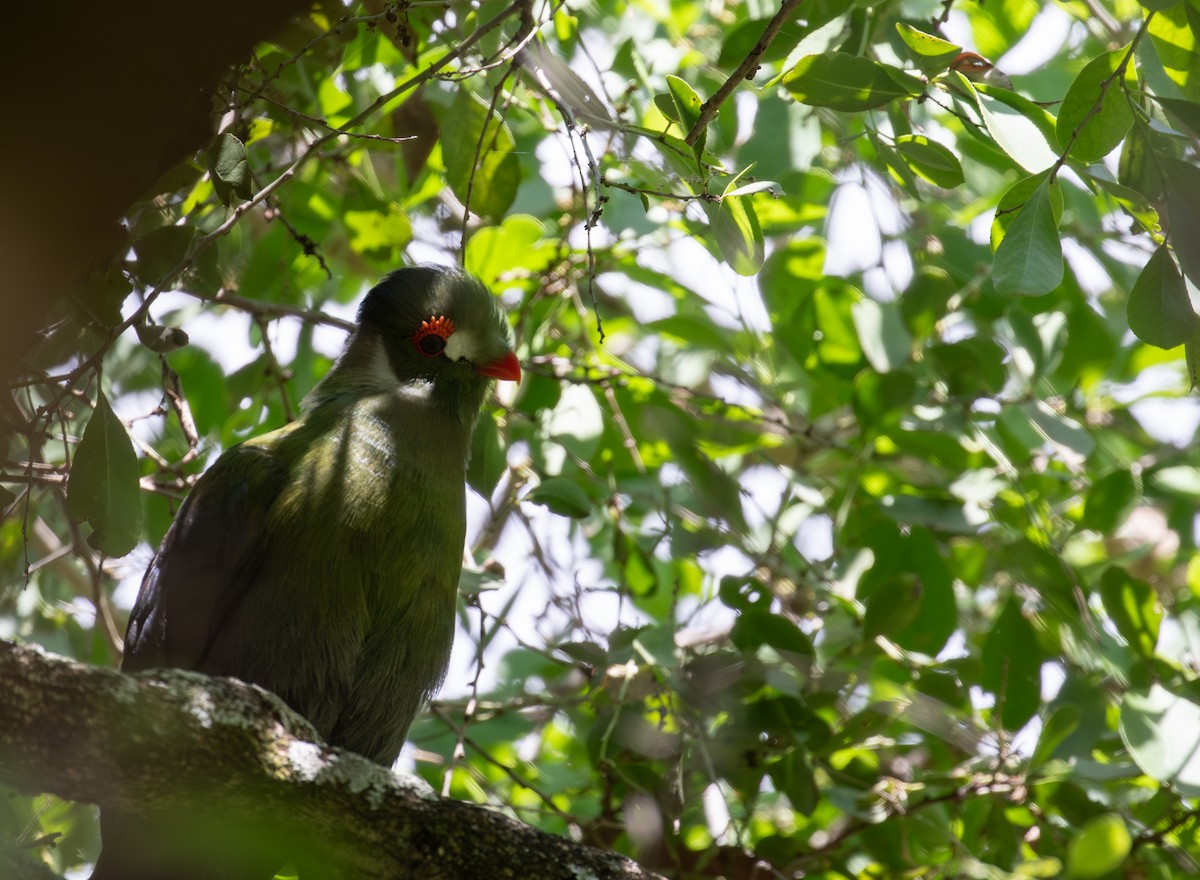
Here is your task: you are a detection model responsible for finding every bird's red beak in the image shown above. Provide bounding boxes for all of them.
[475,350,521,382]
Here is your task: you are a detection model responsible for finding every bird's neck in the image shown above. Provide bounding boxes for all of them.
[302,331,488,439]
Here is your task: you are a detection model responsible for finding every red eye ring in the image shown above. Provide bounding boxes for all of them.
[413,315,455,357]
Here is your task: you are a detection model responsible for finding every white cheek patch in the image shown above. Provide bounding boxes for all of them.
[365,335,402,388]
[443,329,477,364]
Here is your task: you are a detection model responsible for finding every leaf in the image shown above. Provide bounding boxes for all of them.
[132,225,196,285]
[731,609,814,656]
[852,297,912,372]
[666,74,705,156]
[66,391,142,557]
[526,477,591,518]
[895,23,961,75]
[1056,49,1135,163]
[468,416,506,499]
[1099,568,1161,659]
[711,194,764,276]
[1127,245,1196,349]
[863,573,923,638]
[719,17,809,68]
[992,178,1064,296]
[1153,94,1200,137]
[1081,469,1136,534]
[464,215,554,288]
[1082,170,1160,234]
[207,132,251,204]
[344,205,413,258]
[1120,683,1200,797]
[857,525,957,655]
[1067,814,1131,879]
[1148,2,1200,102]
[991,173,1064,250]
[768,749,819,816]
[1030,704,1080,769]
[784,53,925,111]
[981,598,1042,730]
[967,77,1060,172]
[443,88,521,222]
[1118,122,1163,201]
[893,135,964,188]
[1162,158,1200,289]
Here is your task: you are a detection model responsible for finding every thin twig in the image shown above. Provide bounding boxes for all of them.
[683,0,806,146]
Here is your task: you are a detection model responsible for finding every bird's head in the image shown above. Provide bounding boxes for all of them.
[309,266,520,414]
[357,265,521,384]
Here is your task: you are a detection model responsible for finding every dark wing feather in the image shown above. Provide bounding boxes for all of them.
[122,433,290,674]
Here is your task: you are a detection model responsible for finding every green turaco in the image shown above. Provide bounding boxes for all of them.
[91,265,521,879]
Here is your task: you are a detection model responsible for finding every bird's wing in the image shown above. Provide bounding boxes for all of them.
[122,426,296,673]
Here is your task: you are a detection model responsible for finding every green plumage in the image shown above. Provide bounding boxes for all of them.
[92,266,519,880]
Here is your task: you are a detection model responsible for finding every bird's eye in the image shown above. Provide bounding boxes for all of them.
[413,315,455,357]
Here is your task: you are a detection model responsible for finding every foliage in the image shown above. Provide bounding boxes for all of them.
[4,0,1200,877]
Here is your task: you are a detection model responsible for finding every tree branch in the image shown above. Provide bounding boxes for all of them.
[683,0,807,146]
[0,639,660,880]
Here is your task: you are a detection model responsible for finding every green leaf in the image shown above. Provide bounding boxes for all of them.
[1056,49,1135,163]
[66,391,142,557]
[863,573,923,638]
[1082,171,1160,234]
[1024,400,1095,458]
[344,205,413,258]
[893,135,964,188]
[443,88,521,222]
[852,297,912,372]
[1127,244,1196,349]
[731,609,814,656]
[857,525,957,654]
[207,132,252,204]
[526,477,591,518]
[132,225,196,285]
[1149,2,1200,102]
[1118,122,1164,201]
[991,173,1064,250]
[711,194,764,276]
[1120,683,1200,797]
[768,749,819,816]
[1162,157,1200,289]
[1067,814,1130,879]
[992,178,1064,296]
[967,77,1060,172]
[1030,704,1081,769]
[784,53,924,111]
[666,74,705,156]
[719,17,809,68]
[1081,469,1136,534]
[464,215,553,288]
[468,416,507,499]
[895,23,961,75]
[1153,94,1200,137]
[1099,568,1161,659]
[981,598,1042,729]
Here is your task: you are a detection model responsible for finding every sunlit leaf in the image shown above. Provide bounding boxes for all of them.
[443,88,521,222]
[1121,683,1200,797]
[1056,48,1135,163]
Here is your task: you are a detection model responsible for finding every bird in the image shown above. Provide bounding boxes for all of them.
[90,265,521,879]
[950,51,1014,91]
